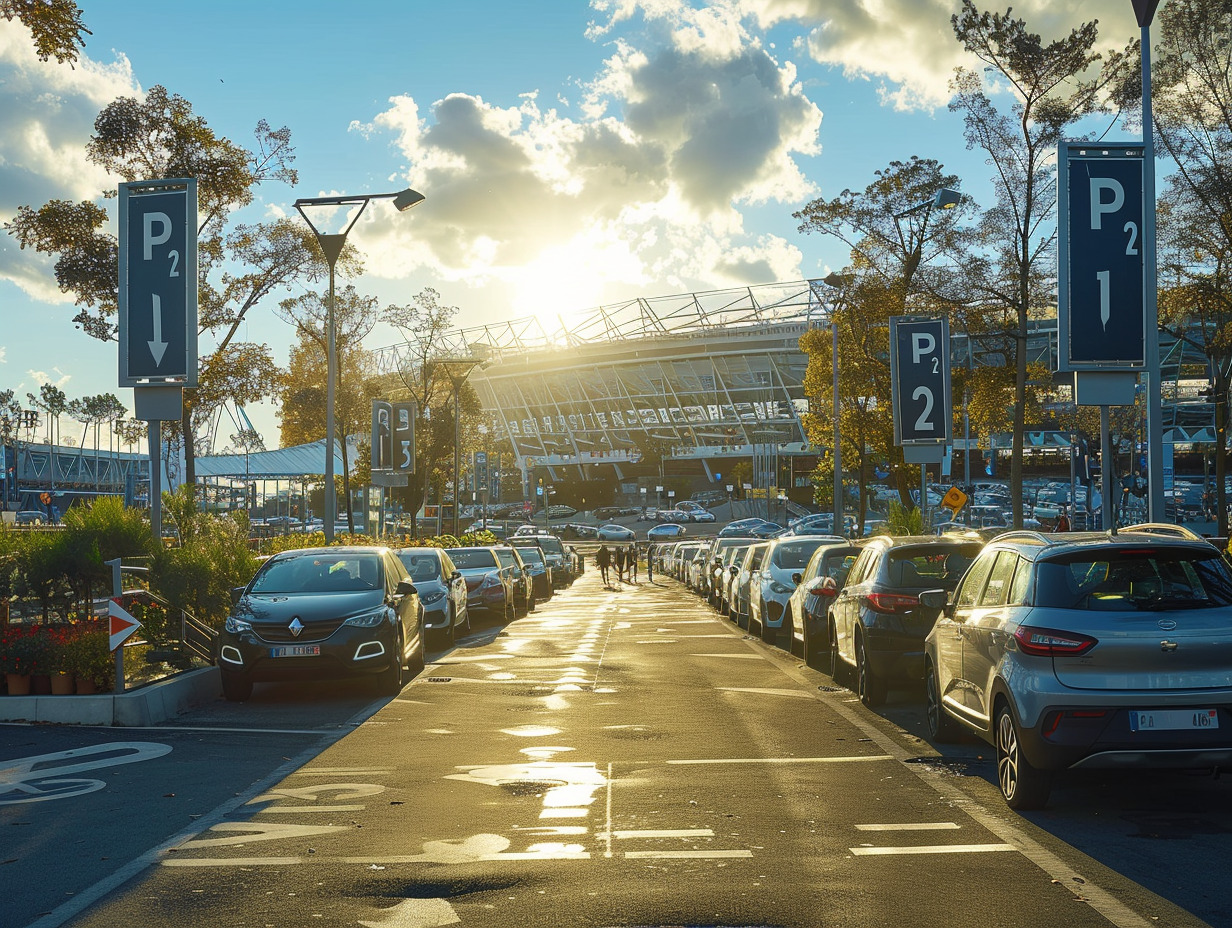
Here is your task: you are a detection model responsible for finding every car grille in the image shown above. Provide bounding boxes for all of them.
[255,617,347,643]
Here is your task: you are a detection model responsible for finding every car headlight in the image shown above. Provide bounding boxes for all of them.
[421,589,447,604]
[224,616,252,633]
[343,608,388,628]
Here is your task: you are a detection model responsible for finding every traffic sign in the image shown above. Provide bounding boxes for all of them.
[108,599,142,652]
[118,178,198,386]
[1057,143,1145,370]
[371,400,392,471]
[941,486,968,512]
[473,451,489,491]
[889,317,951,445]
[392,402,416,473]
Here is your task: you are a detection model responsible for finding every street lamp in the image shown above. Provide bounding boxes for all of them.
[294,187,425,543]
[430,352,488,537]
[822,271,852,534]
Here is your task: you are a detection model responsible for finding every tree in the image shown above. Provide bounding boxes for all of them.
[27,383,67,447]
[1,0,89,65]
[948,1,1130,527]
[277,285,382,532]
[1118,0,1232,535]
[5,86,320,485]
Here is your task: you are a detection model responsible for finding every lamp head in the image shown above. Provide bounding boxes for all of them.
[933,188,961,210]
[393,188,425,212]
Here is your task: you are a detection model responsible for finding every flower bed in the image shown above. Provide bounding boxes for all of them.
[1,620,114,695]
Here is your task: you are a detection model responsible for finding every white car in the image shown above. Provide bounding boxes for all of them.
[597,523,635,541]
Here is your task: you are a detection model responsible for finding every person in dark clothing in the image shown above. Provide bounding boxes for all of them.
[596,545,612,585]
[627,544,638,582]
[646,544,655,582]
[614,545,627,582]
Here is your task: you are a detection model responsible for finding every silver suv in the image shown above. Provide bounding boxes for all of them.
[923,525,1232,810]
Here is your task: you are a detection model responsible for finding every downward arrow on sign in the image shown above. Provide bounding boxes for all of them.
[149,293,168,366]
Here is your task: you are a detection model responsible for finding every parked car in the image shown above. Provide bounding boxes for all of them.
[829,535,983,707]
[546,504,578,519]
[788,542,860,667]
[14,510,45,525]
[597,523,636,541]
[718,518,774,538]
[511,542,554,601]
[591,506,625,521]
[647,522,687,541]
[748,536,845,644]
[216,546,425,702]
[731,542,772,627]
[493,545,536,616]
[449,546,518,622]
[517,533,575,587]
[924,525,1232,809]
[395,547,470,646]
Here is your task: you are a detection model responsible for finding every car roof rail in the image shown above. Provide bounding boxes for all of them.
[1119,522,1205,541]
[990,529,1053,545]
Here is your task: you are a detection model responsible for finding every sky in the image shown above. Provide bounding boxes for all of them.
[0,0,1148,452]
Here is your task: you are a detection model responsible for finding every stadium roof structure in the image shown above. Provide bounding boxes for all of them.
[195,439,349,479]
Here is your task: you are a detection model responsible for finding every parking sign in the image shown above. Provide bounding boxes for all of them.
[1057,143,1145,369]
[890,317,951,445]
[118,178,197,386]
[392,402,416,473]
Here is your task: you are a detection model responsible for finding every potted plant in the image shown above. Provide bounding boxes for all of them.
[0,627,48,696]
[46,625,77,695]
[66,624,112,694]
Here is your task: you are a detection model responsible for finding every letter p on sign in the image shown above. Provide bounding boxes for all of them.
[912,332,936,364]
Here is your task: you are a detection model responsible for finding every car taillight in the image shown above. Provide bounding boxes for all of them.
[860,591,919,614]
[1013,626,1097,656]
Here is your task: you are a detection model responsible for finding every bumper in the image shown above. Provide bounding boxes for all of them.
[863,626,925,682]
[217,623,396,682]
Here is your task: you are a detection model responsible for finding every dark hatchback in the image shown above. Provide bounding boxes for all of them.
[216,546,424,702]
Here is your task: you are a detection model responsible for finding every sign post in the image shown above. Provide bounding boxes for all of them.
[118,178,198,542]
[889,317,951,528]
[1057,142,1147,531]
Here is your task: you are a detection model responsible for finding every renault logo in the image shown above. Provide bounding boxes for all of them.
[289,617,305,638]
[1157,619,1178,631]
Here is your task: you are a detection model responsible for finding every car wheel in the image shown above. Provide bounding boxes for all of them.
[855,630,886,707]
[461,604,472,635]
[504,595,516,624]
[800,616,814,666]
[528,593,536,613]
[443,609,456,647]
[408,615,426,674]
[221,672,252,702]
[759,606,776,644]
[826,618,847,684]
[377,630,406,696]
[996,703,1051,810]
[925,659,961,743]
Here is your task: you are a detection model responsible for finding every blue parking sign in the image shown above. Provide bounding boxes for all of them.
[889,317,951,446]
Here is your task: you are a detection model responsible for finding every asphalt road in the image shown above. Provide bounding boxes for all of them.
[3,570,1229,928]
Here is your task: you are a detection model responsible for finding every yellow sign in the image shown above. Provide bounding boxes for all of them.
[941,486,968,512]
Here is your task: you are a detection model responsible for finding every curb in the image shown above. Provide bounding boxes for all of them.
[0,666,220,726]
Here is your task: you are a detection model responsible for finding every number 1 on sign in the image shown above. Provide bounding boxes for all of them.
[1097,270,1111,330]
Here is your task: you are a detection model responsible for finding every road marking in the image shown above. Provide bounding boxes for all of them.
[718,687,816,699]
[180,821,349,848]
[855,822,961,831]
[601,829,715,839]
[359,897,460,928]
[604,761,614,859]
[254,804,366,814]
[666,755,893,765]
[0,741,171,806]
[690,653,762,659]
[294,767,392,776]
[624,850,753,859]
[850,843,1017,856]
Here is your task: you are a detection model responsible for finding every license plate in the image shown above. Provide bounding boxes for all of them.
[1129,709,1219,732]
[269,645,320,658]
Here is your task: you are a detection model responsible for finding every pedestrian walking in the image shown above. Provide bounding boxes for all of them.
[596,544,612,586]
[614,544,627,582]
[1054,506,1070,532]
[627,544,638,582]
[646,544,655,582]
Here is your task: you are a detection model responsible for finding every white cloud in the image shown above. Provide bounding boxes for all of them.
[0,20,140,298]
[755,0,1141,112]
[357,0,820,321]
[26,367,71,390]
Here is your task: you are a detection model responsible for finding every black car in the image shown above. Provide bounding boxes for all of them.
[511,543,553,600]
[450,546,518,622]
[494,545,536,616]
[216,546,425,702]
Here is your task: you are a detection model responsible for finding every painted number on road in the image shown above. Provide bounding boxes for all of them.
[0,742,171,805]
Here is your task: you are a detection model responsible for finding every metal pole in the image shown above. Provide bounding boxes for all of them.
[148,420,161,542]
[1069,431,1078,529]
[832,320,842,534]
[963,388,971,525]
[324,259,337,544]
[921,464,928,530]
[452,382,461,537]
[1142,22,1164,521]
[1101,405,1114,532]
[105,557,124,694]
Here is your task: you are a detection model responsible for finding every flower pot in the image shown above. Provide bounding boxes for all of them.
[5,673,32,696]
[75,677,98,695]
[50,672,75,695]
[31,674,52,695]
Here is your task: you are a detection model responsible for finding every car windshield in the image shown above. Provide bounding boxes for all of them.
[537,538,565,556]
[772,540,829,570]
[398,553,441,582]
[514,546,545,565]
[252,553,383,593]
[450,548,499,570]
[886,544,981,590]
[1035,548,1232,610]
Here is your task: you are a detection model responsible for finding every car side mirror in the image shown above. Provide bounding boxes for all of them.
[452,571,463,582]
[230,586,246,605]
[918,589,949,610]
[791,572,802,585]
[396,579,417,596]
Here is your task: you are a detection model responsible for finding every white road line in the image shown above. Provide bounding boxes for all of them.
[850,844,1017,856]
[604,762,614,859]
[601,829,715,839]
[666,755,893,765]
[855,823,961,831]
[624,850,753,859]
[294,768,392,776]
[690,653,762,659]
[117,726,337,736]
[254,804,366,814]
[718,687,817,699]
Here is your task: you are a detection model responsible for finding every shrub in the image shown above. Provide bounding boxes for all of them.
[63,622,113,688]
[150,504,259,629]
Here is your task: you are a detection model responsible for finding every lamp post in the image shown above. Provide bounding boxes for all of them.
[431,353,487,537]
[294,187,424,543]
[822,272,852,535]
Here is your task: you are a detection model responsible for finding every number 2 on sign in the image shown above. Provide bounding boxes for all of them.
[913,386,934,432]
